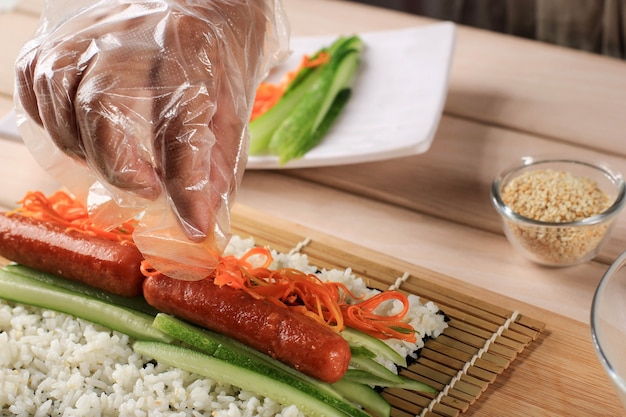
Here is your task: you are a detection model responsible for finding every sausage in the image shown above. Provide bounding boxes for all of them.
[0,212,144,297]
[143,274,352,383]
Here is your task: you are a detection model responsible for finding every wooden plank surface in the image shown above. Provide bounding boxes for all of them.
[445,26,626,157]
[231,204,625,416]
[279,114,626,265]
[0,11,38,99]
[236,170,611,325]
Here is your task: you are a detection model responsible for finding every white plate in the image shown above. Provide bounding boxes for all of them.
[0,23,456,170]
[247,22,456,169]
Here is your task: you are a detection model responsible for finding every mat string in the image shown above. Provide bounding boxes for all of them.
[389,271,411,291]
[418,310,521,417]
[284,242,522,417]
[288,237,312,255]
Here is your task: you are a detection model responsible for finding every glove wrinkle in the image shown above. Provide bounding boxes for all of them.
[14,0,290,278]
[77,11,163,200]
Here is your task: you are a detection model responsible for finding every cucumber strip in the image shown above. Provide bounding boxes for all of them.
[268,40,363,165]
[154,312,341,394]
[282,49,328,95]
[0,269,171,343]
[342,369,437,393]
[153,313,336,391]
[3,264,158,316]
[151,314,373,417]
[275,87,351,163]
[332,379,391,417]
[349,354,404,384]
[153,314,313,379]
[350,344,377,359]
[249,34,360,156]
[248,65,324,155]
[310,87,351,140]
[250,35,363,163]
[152,313,221,355]
[308,36,362,131]
[282,36,351,96]
[134,341,356,417]
[213,345,372,417]
[341,327,407,367]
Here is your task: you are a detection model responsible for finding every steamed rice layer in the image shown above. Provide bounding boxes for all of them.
[0,236,447,416]
[0,301,303,417]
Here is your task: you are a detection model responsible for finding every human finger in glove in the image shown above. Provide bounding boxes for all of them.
[14,0,289,279]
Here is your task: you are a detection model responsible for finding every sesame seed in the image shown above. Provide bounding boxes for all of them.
[500,169,613,265]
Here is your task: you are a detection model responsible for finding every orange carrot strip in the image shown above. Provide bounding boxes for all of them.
[342,291,416,342]
[206,246,416,341]
[140,260,162,277]
[11,190,136,244]
[301,51,330,68]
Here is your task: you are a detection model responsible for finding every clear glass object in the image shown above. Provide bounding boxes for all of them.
[591,250,626,410]
[491,157,625,267]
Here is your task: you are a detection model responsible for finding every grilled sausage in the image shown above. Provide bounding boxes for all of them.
[0,213,144,297]
[143,273,352,383]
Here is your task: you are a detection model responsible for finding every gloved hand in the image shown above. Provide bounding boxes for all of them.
[14,0,289,279]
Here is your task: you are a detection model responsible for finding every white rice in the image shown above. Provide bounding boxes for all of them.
[0,235,447,416]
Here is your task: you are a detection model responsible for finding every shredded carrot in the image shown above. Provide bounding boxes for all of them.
[250,51,331,121]
[140,260,161,277]
[10,190,136,244]
[342,291,416,342]
[250,83,285,122]
[186,246,416,342]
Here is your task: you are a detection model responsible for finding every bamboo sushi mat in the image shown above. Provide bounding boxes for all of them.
[231,206,546,417]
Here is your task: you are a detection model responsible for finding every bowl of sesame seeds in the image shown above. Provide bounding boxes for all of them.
[490,156,625,267]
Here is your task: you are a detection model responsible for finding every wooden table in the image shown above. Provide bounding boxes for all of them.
[1,0,625,415]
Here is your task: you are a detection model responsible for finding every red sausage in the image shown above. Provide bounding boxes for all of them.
[0,213,144,297]
[143,274,352,383]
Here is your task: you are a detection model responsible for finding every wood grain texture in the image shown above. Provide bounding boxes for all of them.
[279,114,626,265]
[0,12,38,99]
[237,171,610,325]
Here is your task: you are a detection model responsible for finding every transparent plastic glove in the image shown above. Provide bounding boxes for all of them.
[14,0,289,280]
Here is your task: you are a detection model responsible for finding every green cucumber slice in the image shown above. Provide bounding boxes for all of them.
[152,314,372,417]
[152,313,221,355]
[268,44,362,164]
[153,314,337,394]
[134,341,356,417]
[213,345,371,417]
[332,379,391,417]
[4,264,158,316]
[349,354,404,384]
[343,369,437,393]
[248,65,324,155]
[0,269,171,343]
[341,327,407,367]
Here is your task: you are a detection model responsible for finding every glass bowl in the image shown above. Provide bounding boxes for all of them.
[591,250,626,409]
[490,157,625,267]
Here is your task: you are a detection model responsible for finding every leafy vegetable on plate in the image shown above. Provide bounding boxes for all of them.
[249,35,364,165]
